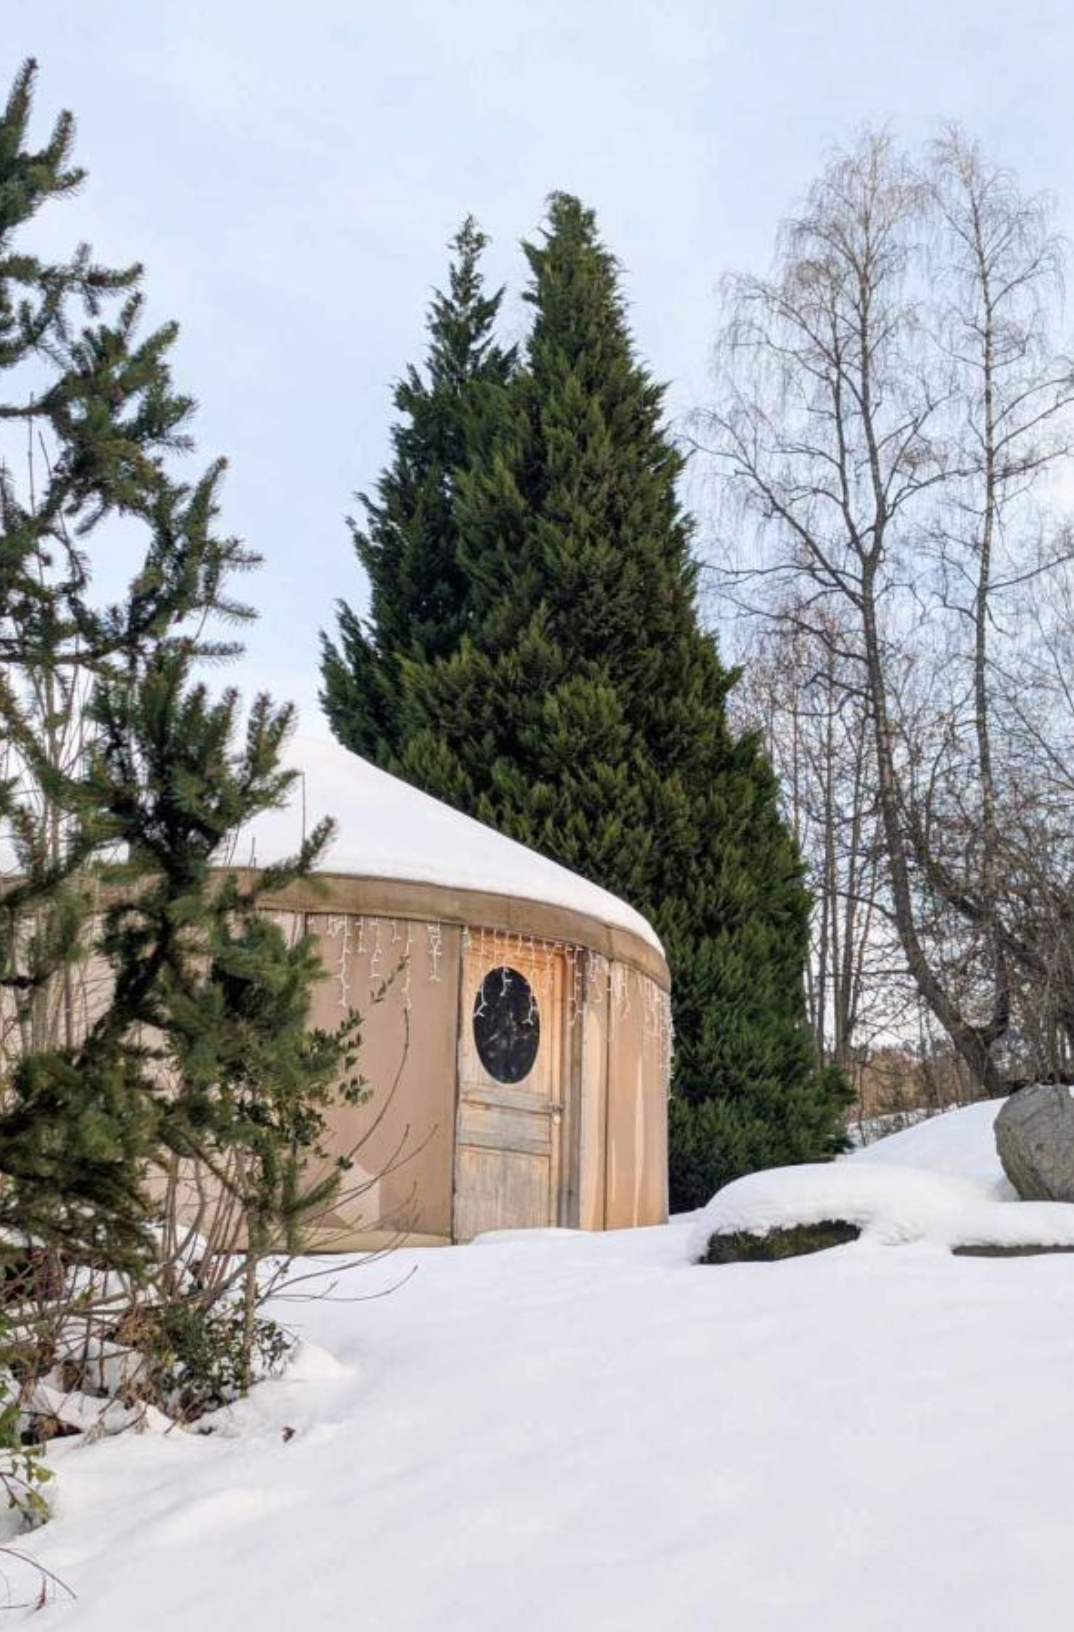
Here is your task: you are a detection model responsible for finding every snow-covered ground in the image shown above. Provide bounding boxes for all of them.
[15,1102,1074,1630]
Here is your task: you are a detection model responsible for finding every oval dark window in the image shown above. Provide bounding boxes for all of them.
[472,966,541,1084]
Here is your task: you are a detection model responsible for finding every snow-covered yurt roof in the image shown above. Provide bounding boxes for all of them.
[227,735,663,956]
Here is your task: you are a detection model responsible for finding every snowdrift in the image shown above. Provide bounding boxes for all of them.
[688,1098,1074,1260]
[15,1094,1074,1630]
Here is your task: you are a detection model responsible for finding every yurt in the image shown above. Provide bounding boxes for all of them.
[228,737,671,1249]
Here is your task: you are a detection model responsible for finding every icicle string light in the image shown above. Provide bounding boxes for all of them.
[427,921,443,982]
[324,914,353,1010]
[402,923,414,1006]
[300,912,673,1066]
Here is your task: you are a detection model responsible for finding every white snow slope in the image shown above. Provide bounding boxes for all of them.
[225,734,663,953]
[16,1101,1074,1631]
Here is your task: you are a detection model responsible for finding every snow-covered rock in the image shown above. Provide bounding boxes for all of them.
[689,1099,1074,1261]
[688,1160,996,1260]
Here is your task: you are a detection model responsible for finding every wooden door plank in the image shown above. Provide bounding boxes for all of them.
[454,1147,551,1240]
[453,934,568,1241]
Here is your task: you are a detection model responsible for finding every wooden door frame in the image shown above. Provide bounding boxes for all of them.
[558,954,586,1228]
[451,931,582,1239]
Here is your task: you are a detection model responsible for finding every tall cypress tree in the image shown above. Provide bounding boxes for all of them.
[328,195,849,1207]
[320,218,514,761]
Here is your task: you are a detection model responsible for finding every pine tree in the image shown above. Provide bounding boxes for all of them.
[0,58,249,1264]
[0,62,355,1273]
[321,217,514,761]
[328,194,850,1207]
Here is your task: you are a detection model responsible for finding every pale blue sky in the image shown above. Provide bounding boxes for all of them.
[6,0,1073,730]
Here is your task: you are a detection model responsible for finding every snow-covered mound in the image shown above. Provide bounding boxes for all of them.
[851,1097,1010,1185]
[225,733,662,953]
[688,1161,995,1256]
[688,1099,1074,1260]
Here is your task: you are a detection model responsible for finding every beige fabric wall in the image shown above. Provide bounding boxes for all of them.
[603,969,670,1229]
[160,900,668,1250]
[299,913,461,1250]
[576,984,609,1231]
[302,925,670,1244]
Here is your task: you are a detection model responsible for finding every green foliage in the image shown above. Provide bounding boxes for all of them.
[0,657,363,1272]
[667,1057,852,1213]
[0,58,265,1269]
[0,62,362,1287]
[85,657,365,1259]
[135,1299,294,1419]
[325,192,851,1209]
[0,1312,51,1528]
[321,217,514,759]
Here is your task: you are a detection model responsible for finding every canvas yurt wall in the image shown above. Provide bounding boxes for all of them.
[227,737,671,1250]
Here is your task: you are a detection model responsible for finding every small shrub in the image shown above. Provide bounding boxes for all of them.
[0,1313,52,1528]
[129,1301,295,1422]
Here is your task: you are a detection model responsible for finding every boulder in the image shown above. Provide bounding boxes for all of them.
[952,1243,1074,1258]
[994,1084,1074,1201]
[700,1221,860,1264]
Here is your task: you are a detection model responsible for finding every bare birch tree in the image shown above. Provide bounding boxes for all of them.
[732,603,886,1075]
[703,128,1074,1093]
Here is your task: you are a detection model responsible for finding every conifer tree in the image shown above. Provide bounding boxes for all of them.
[0,61,355,1271]
[321,218,514,760]
[327,194,849,1207]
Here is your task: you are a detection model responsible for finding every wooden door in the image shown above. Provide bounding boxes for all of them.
[453,937,565,1242]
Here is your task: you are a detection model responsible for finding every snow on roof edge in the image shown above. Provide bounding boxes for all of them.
[227,735,665,958]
